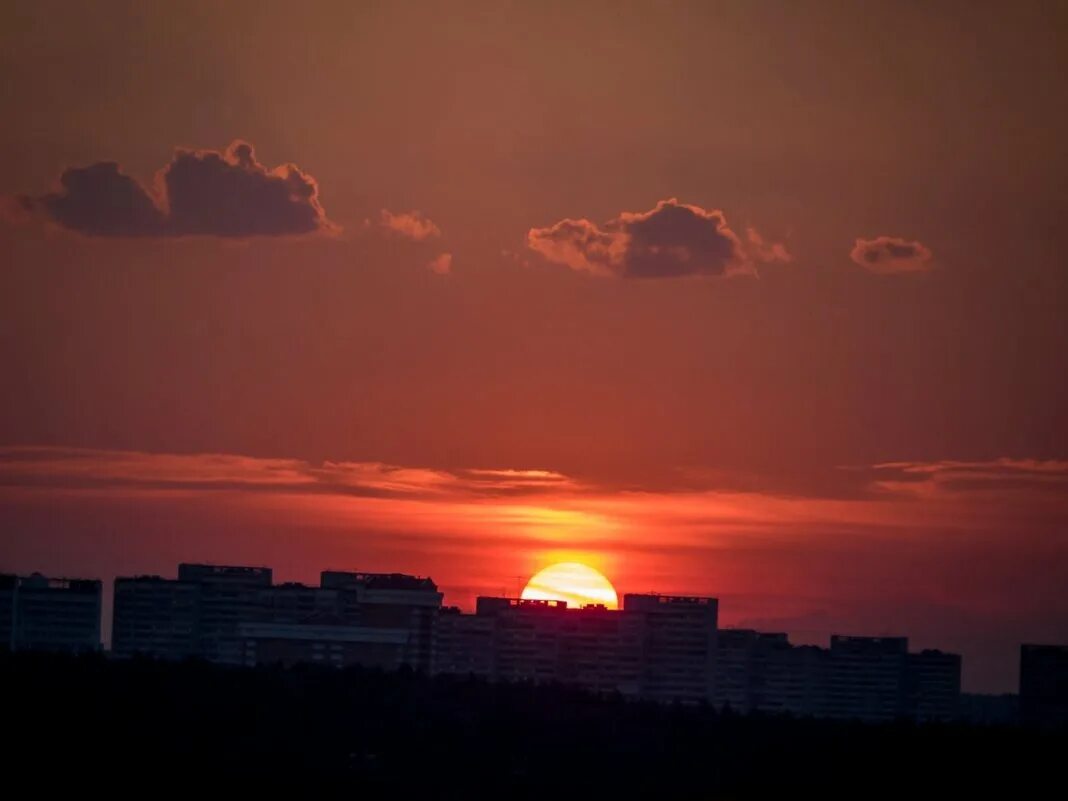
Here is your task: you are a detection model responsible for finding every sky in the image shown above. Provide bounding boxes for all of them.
[1,0,1066,692]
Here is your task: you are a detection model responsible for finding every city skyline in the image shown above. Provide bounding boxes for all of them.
[2,1,1067,701]
[9,558,1068,731]
[0,551,1051,700]
[2,560,969,725]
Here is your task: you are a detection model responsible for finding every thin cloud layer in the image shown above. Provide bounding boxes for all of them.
[850,236,932,273]
[21,140,332,237]
[0,446,580,500]
[5,446,1065,504]
[864,458,1068,496]
[378,209,441,241]
[527,198,788,279]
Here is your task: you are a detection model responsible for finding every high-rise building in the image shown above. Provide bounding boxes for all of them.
[112,564,442,671]
[1019,643,1068,728]
[94,561,964,721]
[717,629,784,712]
[907,649,961,722]
[176,563,273,665]
[319,571,442,671]
[720,631,831,717]
[434,606,496,679]
[958,692,1018,726]
[238,621,414,669]
[258,581,343,624]
[624,594,718,704]
[784,644,832,717]
[826,636,909,722]
[112,576,200,660]
[715,629,828,717]
[442,594,718,704]
[468,597,642,692]
[457,597,645,695]
[239,571,443,671]
[557,603,644,696]
[0,574,15,649]
[0,573,101,653]
[477,597,570,684]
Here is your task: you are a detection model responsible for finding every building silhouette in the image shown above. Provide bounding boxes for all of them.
[716,629,829,716]
[435,594,719,702]
[0,573,101,653]
[908,649,963,722]
[436,598,959,721]
[458,597,648,695]
[240,572,442,670]
[826,636,911,722]
[1019,644,1068,728]
[113,575,200,660]
[112,564,442,672]
[434,605,496,678]
[624,594,719,703]
[178,563,274,664]
[0,562,1009,723]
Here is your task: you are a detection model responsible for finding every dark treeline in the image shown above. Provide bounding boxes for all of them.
[3,651,1061,798]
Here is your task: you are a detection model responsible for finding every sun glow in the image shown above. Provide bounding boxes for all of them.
[521,561,619,609]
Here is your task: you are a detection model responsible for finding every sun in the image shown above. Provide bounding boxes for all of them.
[521,562,619,609]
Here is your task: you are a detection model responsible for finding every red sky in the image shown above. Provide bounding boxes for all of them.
[1,1,1066,692]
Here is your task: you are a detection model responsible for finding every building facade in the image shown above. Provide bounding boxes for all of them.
[715,629,828,717]
[907,649,962,722]
[433,594,717,704]
[434,606,496,679]
[825,636,910,722]
[623,594,718,704]
[177,563,273,665]
[111,564,442,672]
[319,571,442,671]
[112,576,200,660]
[0,573,102,653]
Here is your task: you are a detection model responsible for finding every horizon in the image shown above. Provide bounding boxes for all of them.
[2,2,1067,699]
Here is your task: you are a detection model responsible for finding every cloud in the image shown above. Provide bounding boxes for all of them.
[20,140,332,238]
[9,446,1062,507]
[850,236,932,273]
[862,458,1068,496]
[29,162,167,236]
[378,209,441,241]
[527,198,788,279]
[0,446,582,500]
[427,252,452,275]
[747,227,792,263]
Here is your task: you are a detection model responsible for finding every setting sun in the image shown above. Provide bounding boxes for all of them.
[521,562,619,609]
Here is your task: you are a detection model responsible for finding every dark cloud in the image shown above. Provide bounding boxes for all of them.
[527,198,788,279]
[850,236,932,273]
[21,140,332,238]
[33,162,166,236]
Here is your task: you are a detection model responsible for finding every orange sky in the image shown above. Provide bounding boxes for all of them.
[1,1,1066,692]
